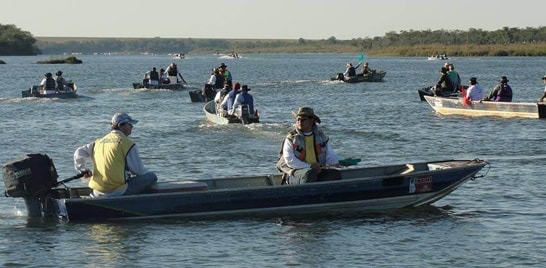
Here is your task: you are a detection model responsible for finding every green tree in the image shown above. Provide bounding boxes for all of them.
[0,24,40,55]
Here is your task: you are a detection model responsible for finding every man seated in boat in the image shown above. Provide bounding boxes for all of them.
[483,76,513,102]
[220,82,241,117]
[214,82,232,115]
[74,112,158,197]
[38,72,56,95]
[231,85,256,121]
[343,63,356,78]
[143,67,160,87]
[276,107,341,184]
[360,62,372,76]
[433,67,455,97]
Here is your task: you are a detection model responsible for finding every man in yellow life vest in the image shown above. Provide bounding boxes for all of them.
[74,112,158,197]
[276,107,341,184]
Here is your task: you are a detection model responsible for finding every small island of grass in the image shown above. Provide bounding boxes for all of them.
[37,56,83,64]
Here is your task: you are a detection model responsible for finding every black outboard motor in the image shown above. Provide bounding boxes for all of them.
[3,154,59,218]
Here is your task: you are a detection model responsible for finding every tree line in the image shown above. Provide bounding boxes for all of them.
[2,23,546,56]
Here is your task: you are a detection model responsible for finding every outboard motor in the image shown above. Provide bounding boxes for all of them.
[2,154,59,218]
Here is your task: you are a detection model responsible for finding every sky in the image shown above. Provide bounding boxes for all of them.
[1,0,544,40]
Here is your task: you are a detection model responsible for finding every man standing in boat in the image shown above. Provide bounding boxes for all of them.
[164,62,186,84]
[277,107,341,184]
[73,112,158,197]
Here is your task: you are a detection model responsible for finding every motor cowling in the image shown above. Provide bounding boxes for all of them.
[3,154,58,198]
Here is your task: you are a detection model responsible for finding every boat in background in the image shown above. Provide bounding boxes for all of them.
[423,95,546,119]
[331,70,386,83]
[2,154,489,222]
[132,80,185,90]
[22,83,79,99]
[203,100,259,125]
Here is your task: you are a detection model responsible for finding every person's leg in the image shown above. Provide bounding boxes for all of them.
[124,172,158,195]
[290,168,318,184]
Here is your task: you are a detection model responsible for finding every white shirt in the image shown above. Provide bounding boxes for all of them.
[466,84,484,101]
[207,74,216,85]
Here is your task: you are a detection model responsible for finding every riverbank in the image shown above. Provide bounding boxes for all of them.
[35,37,546,56]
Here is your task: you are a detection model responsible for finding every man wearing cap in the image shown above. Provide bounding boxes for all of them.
[276,107,341,184]
[484,76,513,102]
[538,75,546,102]
[74,112,158,197]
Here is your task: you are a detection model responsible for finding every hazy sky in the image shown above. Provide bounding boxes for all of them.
[2,0,544,40]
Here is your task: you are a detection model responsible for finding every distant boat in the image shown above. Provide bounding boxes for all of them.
[331,70,386,83]
[22,83,79,99]
[423,95,546,119]
[173,53,185,59]
[203,100,259,125]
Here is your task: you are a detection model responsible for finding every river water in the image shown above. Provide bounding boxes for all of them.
[0,54,545,267]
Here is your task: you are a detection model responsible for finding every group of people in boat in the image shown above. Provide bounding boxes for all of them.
[74,105,340,197]
[214,81,256,120]
[35,70,75,95]
[342,61,374,79]
[142,62,186,87]
[429,62,523,103]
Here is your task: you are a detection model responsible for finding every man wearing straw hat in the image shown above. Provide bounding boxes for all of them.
[276,107,341,185]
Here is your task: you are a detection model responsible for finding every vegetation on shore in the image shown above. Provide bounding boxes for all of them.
[2,22,546,57]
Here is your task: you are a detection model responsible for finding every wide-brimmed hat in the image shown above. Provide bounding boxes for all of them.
[469,77,478,84]
[499,76,509,83]
[45,72,52,77]
[111,112,138,126]
[291,107,321,124]
[241,85,251,91]
[219,63,227,68]
[55,71,63,76]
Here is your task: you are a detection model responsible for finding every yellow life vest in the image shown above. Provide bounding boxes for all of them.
[89,132,134,193]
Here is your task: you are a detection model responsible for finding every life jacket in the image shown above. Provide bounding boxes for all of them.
[276,127,329,175]
[149,70,159,81]
[89,132,134,193]
[45,77,56,91]
[496,84,513,102]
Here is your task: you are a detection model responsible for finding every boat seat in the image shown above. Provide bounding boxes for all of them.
[389,164,415,175]
[150,181,208,193]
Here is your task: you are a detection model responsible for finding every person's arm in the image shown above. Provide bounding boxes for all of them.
[126,145,148,176]
[539,89,546,102]
[324,141,340,167]
[74,142,94,173]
